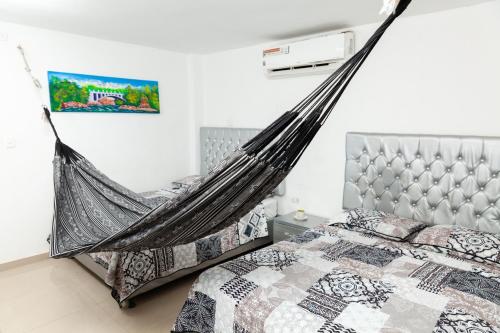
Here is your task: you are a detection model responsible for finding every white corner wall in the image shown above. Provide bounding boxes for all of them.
[195,1,500,218]
[2,1,499,264]
[0,21,194,264]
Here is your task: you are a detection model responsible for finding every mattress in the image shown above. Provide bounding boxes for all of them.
[83,189,278,303]
[173,224,500,333]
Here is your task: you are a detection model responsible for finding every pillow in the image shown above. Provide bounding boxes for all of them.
[411,225,500,266]
[330,208,427,242]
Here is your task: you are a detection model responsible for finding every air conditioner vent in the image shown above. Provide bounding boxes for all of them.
[263,32,355,77]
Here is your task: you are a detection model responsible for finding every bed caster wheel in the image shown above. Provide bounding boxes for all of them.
[119,300,136,309]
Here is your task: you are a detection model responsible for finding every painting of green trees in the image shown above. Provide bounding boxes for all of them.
[48,71,160,113]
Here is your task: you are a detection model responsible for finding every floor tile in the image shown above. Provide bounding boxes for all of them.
[27,307,126,333]
[0,258,196,333]
[96,274,197,332]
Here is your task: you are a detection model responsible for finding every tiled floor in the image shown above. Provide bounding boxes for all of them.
[0,258,197,333]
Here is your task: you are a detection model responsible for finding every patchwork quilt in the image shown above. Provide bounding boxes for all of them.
[173,225,500,333]
[88,186,270,303]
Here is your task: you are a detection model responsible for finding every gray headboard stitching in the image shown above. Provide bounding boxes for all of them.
[200,127,260,176]
[343,132,500,233]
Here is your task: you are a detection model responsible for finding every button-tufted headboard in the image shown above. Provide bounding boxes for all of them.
[199,127,286,196]
[343,132,500,233]
[200,127,261,176]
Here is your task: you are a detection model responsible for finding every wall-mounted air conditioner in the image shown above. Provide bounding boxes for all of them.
[263,32,355,77]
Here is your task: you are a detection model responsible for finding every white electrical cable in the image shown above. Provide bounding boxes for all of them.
[17,45,43,90]
[380,0,400,16]
[17,44,48,120]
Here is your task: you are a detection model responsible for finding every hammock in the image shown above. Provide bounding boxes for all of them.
[49,0,412,258]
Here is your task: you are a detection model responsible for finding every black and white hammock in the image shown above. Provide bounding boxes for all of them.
[49,0,412,258]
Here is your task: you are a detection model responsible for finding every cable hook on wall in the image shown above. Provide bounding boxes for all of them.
[17,45,43,90]
[17,44,50,121]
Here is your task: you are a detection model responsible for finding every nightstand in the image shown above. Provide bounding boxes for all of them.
[273,212,328,243]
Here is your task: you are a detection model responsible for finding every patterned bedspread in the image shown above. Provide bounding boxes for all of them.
[88,186,271,303]
[173,225,500,333]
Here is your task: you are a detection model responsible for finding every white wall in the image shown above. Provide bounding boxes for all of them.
[194,1,500,218]
[0,21,194,263]
[2,1,499,264]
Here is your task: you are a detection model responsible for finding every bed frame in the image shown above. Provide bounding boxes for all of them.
[74,127,275,307]
[343,132,500,233]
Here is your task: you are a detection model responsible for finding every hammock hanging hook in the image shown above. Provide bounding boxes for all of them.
[17,45,61,140]
[380,0,401,16]
[17,45,43,90]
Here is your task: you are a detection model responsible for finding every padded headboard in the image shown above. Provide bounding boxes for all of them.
[200,127,260,176]
[343,132,500,233]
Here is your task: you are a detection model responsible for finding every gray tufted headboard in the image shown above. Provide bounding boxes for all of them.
[199,127,286,196]
[343,132,500,233]
[200,127,261,176]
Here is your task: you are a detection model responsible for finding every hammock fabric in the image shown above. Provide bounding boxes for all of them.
[49,0,412,258]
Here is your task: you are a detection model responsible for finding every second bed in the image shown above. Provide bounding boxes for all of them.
[73,127,281,306]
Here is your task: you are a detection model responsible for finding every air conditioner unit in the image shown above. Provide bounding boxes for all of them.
[263,32,355,77]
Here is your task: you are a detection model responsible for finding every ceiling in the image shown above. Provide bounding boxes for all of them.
[0,0,493,53]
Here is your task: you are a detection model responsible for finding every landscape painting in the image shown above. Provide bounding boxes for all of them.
[48,71,160,113]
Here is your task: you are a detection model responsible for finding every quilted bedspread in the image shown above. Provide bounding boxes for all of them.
[88,187,270,303]
[173,225,500,333]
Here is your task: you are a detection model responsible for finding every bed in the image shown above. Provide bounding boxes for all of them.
[173,132,500,333]
[73,127,281,307]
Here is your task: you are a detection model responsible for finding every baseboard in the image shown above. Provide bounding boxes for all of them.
[0,252,49,271]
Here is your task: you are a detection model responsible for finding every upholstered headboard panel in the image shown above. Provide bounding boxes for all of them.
[200,127,286,196]
[200,127,261,176]
[343,132,500,233]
